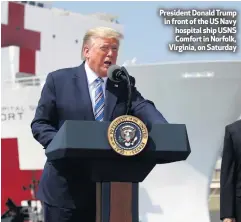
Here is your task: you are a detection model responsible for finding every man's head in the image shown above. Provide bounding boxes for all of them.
[81,27,124,77]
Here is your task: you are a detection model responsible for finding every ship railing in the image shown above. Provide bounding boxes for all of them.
[51,7,120,24]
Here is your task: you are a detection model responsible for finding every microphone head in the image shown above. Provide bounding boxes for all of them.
[107,65,122,82]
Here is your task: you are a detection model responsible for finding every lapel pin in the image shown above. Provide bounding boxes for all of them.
[114,84,118,87]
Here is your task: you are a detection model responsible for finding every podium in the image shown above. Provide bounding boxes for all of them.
[45,120,191,222]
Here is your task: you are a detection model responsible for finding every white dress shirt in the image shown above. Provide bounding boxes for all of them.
[84,62,107,113]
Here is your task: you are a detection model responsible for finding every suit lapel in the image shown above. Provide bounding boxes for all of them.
[104,79,118,121]
[73,62,95,120]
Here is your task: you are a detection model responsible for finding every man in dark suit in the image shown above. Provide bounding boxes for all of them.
[220,119,241,222]
[31,26,167,222]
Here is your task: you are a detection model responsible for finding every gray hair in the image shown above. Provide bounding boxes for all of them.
[81,26,124,60]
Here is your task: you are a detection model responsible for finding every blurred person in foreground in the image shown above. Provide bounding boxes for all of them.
[220,119,241,222]
[30,26,168,222]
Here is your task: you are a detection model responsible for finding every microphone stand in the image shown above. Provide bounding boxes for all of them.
[120,66,132,115]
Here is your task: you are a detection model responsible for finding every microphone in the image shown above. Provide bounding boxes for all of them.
[107,65,126,82]
[107,65,132,115]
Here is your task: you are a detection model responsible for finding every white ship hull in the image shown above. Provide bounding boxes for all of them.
[126,60,241,221]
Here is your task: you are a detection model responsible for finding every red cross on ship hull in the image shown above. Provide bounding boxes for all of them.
[1,2,41,74]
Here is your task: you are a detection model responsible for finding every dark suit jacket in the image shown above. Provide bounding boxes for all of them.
[220,119,241,220]
[31,62,167,211]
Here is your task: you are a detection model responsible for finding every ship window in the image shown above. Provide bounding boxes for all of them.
[21,1,27,3]
[37,3,44,7]
[29,1,35,6]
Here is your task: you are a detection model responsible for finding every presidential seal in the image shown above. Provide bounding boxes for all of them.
[107,115,148,156]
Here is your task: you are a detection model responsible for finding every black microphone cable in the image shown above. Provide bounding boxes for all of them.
[120,66,132,115]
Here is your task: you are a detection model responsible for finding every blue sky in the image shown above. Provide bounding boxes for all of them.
[53,1,241,64]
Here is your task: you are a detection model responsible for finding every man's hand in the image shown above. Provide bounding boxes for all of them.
[223,218,236,222]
